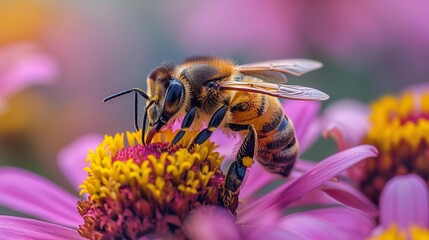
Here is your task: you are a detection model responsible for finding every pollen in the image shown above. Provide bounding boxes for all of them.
[77,129,227,239]
[359,91,429,204]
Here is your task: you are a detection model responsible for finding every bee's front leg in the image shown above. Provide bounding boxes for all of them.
[171,107,197,145]
[191,106,228,145]
[223,123,257,214]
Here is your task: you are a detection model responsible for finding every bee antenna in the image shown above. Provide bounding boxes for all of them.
[103,88,150,135]
[103,88,149,102]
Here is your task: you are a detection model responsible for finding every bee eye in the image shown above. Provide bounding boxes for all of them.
[204,81,216,88]
[164,78,184,111]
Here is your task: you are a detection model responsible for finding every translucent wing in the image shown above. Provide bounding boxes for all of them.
[218,81,329,101]
[236,59,323,83]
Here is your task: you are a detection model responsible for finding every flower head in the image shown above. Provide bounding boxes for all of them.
[78,130,227,239]
[323,86,429,203]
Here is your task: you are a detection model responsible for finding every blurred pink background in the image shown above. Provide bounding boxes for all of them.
[0,0,428,190]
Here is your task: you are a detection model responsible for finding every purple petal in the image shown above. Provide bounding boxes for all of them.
[321,181,377,216]
[183,206,241,240]
[279,213,349,240]
[0,42,57,97]
[58,134,103,190]
[282,100,321,152]
[294,158,317,172]
[212,129,240,160]
[380,174,429,229]
[245,226,305,240]
[322,100,369,150]
[0,167,81,227]
[280,207,374,240]
[273,145,377,208]
[0,216,80,240]
[240,145,377,219]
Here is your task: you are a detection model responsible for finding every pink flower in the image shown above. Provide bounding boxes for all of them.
[370,174,429,239]
[322,84,429,204]
[0,101,377,239]
[0,134,102,239]
[0,42,58,113]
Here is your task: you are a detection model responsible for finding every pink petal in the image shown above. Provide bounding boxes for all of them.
[282,100,321,153]
[246,226,305,240]
[321,181,377,217]
[273,145,377,208]
[0,216,80,240]
[240,145,377,219]
[379,174,429,229]
[58,134,103,190]
[322,100,369,150]
[280,207,374,240]
[294,158,317,172]
[279,213,348,240]
[0,42,58,97]
[0,167,81,227]
[183,206,241,240]
[322,123,349,151]
[286,181,377,217]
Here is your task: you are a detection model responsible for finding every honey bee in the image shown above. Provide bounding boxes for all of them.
[104,56,328,211]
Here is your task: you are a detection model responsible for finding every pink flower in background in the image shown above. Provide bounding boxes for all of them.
[0,134,101,239]
[0,42,58,113]
[322,84,429,204]
[370,174,429,239]
[0,99,377,239]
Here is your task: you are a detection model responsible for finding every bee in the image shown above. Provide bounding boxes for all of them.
[104,56,328,211]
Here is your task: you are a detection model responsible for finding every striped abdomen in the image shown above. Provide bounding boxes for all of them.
[257,111,298,177]
[229,93,298,177]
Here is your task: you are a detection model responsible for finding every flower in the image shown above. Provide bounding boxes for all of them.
[370,174,429,240]
[322,84,429,204]
[0,100,377,239]
[0,42,58,113]
[0,134,101,239]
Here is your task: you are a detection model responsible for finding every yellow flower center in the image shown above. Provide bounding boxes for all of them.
[371,225,429,240]
[360,92,429,203]
[77,129,228,239]
[367,93,429,152]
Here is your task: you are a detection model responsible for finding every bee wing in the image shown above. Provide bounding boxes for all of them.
[236,59,323,83]
[218,81,329,101]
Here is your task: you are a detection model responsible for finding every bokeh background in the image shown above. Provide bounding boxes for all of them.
[1,0,428,198]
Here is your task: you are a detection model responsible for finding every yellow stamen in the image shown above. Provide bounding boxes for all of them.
[80,129,225,205]
[366,92,429,152]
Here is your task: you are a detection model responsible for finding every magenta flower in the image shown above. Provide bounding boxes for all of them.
[0,42,58,113]
[322,84,429,204]
[0,101,377,239]
[370,174,429,239]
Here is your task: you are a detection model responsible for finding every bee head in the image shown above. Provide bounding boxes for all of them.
[146,64,185,143]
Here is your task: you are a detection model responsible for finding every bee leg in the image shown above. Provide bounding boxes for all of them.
[191,106,228,145]
[225,123,256,192]
[223,123,257,213]
[171,107,197,145]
